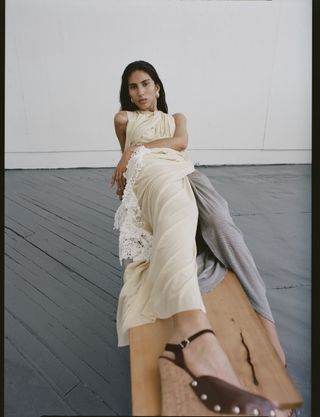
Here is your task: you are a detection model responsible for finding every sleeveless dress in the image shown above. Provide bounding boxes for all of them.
[114,110,274,347]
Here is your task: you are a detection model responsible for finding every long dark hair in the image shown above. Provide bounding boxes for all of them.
[119,60,168,113]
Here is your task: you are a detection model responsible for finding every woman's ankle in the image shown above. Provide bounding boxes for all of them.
[170,310,213,343]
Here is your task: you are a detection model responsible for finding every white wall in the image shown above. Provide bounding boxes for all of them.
[5,0,312,169]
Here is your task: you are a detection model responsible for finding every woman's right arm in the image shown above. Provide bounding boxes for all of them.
[112,111,140,199]
[113,110,128,153]
[111,111,128,199]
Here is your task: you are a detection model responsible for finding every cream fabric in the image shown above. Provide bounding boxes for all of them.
[116,110,206,346]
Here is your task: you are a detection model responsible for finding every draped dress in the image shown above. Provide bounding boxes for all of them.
[114,110,274,347]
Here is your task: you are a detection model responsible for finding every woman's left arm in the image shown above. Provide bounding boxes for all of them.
[125,113,188,157]
[113,113,188,197]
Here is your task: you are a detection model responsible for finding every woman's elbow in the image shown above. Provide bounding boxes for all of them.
[178,136,188,151]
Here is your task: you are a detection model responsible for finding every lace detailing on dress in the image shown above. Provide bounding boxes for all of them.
[113,146,153,264]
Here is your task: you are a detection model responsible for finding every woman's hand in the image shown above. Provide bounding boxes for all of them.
[110,145,139,195]
[116,182,124,200]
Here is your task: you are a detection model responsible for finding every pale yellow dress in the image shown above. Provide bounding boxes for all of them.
[114,110,206,346]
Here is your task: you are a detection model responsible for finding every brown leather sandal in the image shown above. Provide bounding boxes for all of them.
[159,329,278,416]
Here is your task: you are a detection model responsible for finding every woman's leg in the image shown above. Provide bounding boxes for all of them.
[163,309,292,417]
[164,309,241,387]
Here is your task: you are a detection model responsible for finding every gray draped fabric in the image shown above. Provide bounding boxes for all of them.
[188,169,274,324]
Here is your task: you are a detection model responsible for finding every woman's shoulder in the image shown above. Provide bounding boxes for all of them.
[114,110,186,123]
[170,112,187,127]
[114,110,146,125]
[114,110,129,126]
[171,112,186,121]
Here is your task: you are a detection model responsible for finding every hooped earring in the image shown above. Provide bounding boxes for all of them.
[156,91,160,99]
[130,98,134,103]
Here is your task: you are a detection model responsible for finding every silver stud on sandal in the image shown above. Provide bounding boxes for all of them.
[214,404,221,412]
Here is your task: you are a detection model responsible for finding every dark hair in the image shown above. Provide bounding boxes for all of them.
[119,60,168,113]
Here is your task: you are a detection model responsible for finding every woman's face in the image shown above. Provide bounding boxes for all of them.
[128,70,160,111]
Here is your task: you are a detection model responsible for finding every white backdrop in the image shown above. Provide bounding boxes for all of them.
[5,0,312,169]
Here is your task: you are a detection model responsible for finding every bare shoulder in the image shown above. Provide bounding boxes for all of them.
[172,112,187,124]
[114,110,128,127]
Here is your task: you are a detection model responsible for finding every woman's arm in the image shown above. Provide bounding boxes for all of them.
[113,110,128,153]
[142,113,188,151]
[124,113,188,161]
[111,112,189,198]
[111,111,133,195]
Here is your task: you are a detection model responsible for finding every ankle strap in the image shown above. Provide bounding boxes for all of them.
[165,329,215,352]
[164,329,215,370]
[186,328,215,343]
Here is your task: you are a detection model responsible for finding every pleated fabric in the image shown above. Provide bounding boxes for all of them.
[116,148,206,346]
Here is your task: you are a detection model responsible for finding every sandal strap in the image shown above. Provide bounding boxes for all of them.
[165,329,215,352]
[164,329,215,369]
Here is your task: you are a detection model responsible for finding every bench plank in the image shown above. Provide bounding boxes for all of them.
[129,271,303,416]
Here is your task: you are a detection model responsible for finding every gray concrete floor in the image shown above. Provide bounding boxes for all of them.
[4,164,311,417]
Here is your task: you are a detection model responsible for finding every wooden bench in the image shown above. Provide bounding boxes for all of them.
[129,271,303,416]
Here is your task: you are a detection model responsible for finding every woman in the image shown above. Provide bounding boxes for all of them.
[111,60,297,417]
